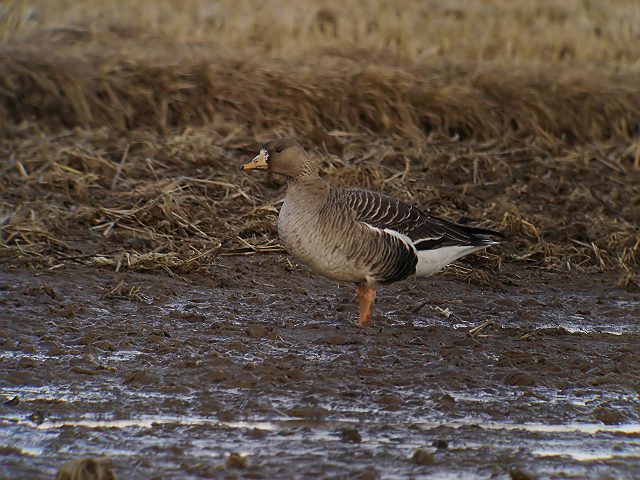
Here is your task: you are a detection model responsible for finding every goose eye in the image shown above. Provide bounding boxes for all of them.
[274,147,283,153]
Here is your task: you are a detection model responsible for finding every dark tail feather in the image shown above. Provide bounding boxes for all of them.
[465,225,506,246]
[415,225,505,251]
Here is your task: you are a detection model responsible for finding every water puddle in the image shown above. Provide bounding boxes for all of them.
[533,448,640,461]
[414,420,640,435]
[3,412,639,471]
[1,416,280,432]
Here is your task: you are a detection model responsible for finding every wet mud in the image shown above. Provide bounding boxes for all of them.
[1,258,639,479]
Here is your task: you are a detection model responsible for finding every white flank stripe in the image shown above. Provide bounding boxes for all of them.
[382,228,416,252]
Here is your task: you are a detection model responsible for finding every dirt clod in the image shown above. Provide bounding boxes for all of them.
[245,324,268,338]
[358,468,380,480]
[56,458,116,480]
[340,427,362,443]
[226,453,247,469]
[3,396,19,406]
[412,449,436,466]
[27,411,46,425]
[432,439,449,450]
[505,372,537,387]
[594,406,627,425]
[509,467,538,480]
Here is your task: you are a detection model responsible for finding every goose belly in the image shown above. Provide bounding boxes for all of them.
[278,211,369,282]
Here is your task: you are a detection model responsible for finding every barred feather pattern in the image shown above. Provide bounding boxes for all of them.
[318,192,418,284]
[339,188,500,250]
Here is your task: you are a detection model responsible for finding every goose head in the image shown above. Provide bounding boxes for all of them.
[241,138,314,179]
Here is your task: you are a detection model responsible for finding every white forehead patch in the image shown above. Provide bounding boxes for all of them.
[261,148,269,160]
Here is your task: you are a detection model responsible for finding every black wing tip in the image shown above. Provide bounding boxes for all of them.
[469,230,507,248]
[415,226,506,251]
[465,226,507,241]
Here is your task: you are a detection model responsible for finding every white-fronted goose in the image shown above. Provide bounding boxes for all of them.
[241,138,503,326]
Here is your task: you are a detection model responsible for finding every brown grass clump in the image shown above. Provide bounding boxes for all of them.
[1,1,639,279]
[56,457,116,480]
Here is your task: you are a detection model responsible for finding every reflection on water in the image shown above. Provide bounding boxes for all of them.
[421,420,640,434]
[3,412,639,461]
[0,383,195,406]
[11,415,640,436]
[4,416,280,432]
[533,448,640,461]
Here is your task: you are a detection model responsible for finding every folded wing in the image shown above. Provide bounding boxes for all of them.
[340,188,503,250]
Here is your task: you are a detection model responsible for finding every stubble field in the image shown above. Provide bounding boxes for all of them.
[1,1,639,479]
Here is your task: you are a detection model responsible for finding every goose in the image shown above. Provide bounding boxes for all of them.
[241,138,504,326]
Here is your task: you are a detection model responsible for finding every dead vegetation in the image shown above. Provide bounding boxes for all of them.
[0,1,639,286]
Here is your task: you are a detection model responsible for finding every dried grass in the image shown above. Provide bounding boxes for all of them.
[1,1,639,278]
[3,0,640,65]
[2,46,640,146]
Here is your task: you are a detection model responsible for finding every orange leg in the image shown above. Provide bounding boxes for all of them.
[356,284,377,326]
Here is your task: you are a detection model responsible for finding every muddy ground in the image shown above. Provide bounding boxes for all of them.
[0,257,639,479]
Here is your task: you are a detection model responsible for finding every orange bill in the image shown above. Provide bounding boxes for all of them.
[240,149,269,170]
